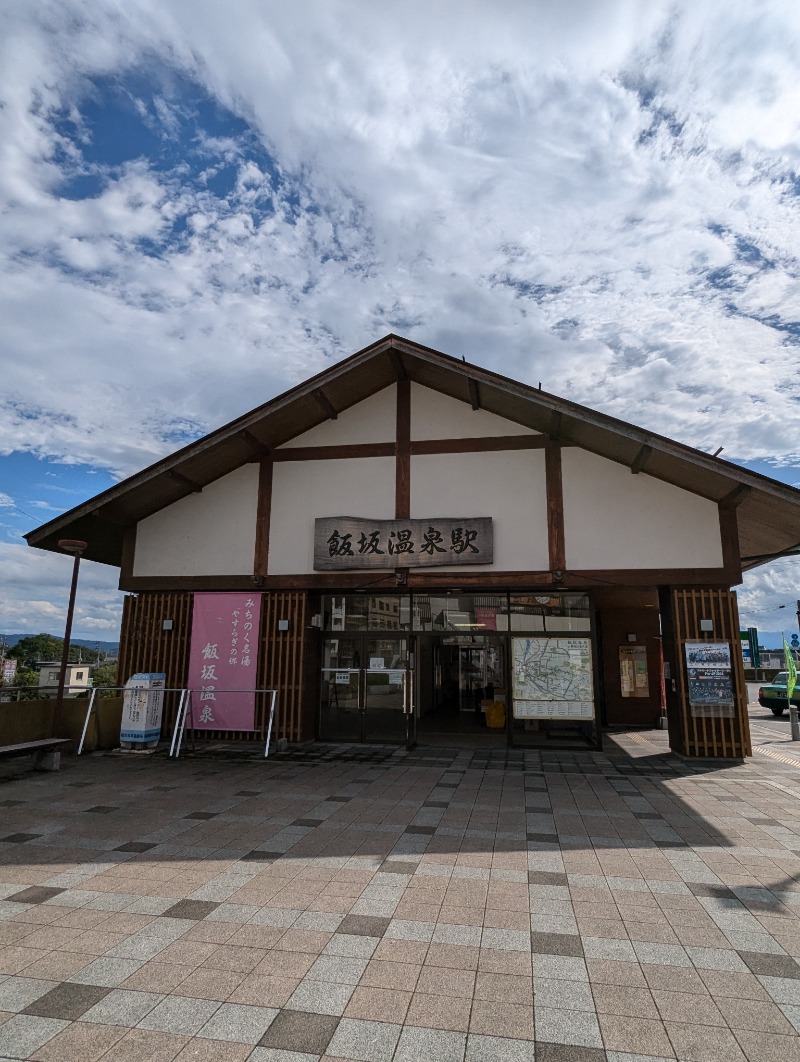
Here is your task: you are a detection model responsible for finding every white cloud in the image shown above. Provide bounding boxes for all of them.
[0,542,124,640]
[0,0,799,633]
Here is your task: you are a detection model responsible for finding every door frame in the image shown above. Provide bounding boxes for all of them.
[319,633,415,747]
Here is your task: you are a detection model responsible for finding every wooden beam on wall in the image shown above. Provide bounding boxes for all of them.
[545,441,566,574]
[548,410,562,442]
[254,457,273,577]
[167,470,203,493]
[274,442,395,462]
[468,378,481,411]
[630,444,652,474]
[313,388,338,420]
[410,435,547,455]
[387,349,407,380]
[719,483,750,509]
[239,429,271,458]
[120,527,137,585]
[395,378,411,520]
[718,504,742,579]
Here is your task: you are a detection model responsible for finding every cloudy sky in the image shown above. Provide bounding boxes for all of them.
[1,0,799,645]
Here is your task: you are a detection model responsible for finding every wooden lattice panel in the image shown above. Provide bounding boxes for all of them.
[669,587,751,758]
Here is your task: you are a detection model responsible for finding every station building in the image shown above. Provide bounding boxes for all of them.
[26,336,800,758]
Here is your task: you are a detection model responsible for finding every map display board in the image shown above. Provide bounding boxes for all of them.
[512,637,594,719]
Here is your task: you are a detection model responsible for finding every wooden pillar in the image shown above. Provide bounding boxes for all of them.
[658,586,751,758]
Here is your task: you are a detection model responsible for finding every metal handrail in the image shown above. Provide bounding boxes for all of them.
[170,688,279,759]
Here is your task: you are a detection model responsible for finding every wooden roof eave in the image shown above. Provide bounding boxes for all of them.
[24,334,800,569]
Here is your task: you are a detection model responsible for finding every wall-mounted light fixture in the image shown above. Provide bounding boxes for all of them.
[278,619,290,632]
[162,619,174,631]
[700,618,714,632]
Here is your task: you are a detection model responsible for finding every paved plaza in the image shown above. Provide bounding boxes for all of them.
[1,729,800,1061]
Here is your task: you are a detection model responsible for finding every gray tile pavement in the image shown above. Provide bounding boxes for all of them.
[0,730,800,1058]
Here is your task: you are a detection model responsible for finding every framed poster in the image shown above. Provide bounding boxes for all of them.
[512,637,594,719]
[684,640,735,718]
[619,646,649,698]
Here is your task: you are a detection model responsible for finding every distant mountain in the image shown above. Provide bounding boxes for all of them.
[0,634,119,654]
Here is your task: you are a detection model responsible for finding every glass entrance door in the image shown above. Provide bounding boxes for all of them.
[320,636,412,744]
[320,636,362,742]
[363,637,410,744]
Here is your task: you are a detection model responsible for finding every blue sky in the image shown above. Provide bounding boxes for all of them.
[1,1,799,640]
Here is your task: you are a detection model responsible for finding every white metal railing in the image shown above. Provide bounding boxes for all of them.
[169,688,278,759]
[68,686,278,758]
[0,683,93,703]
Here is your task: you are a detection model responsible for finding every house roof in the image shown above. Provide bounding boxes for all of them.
[25,334,800,572]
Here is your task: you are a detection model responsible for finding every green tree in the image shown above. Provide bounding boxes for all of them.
[9,634,102,668]
[9,634,64,667]
[6,666,40,700]
[91,661,119,696]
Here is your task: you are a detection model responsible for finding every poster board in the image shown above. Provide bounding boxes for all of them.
[684,640,736,718]
[512,637,594,719]
[619,646,649,698]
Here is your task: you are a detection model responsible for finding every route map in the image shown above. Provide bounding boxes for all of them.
[512,637,594,719]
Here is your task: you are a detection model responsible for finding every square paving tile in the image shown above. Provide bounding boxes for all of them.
[598,1012,675,1056]
[113,841,158,853]
[338,915,391,937]
[529,871,569,885]
[665,1021,747,1061]
[535,1006,603,1048]
[258,1008,340,1053]
[326,1016,402,1062]
[31,1019,127,1062]
[394,1024,466,1062]
[0,1014,70,1058]
[739,951,800,979]
[164,899,222,920]
[138,993,222,1035]
[465,1033,537,1061]
[197,1002,279,1043]
[531,932,584,957]
[7,885,66,904]
[82,988,164,1026]
[70,956,146,987]
[0,977,60,1013]
[22,981,110,1020]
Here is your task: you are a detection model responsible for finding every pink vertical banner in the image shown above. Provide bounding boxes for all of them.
[188,593,262,731]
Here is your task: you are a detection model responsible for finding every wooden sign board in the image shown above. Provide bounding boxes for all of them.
[314,517,493,570]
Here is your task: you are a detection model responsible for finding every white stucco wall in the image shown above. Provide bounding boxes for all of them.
[410,450,550,571]
[269,457,396,574]
[410,382,540,440]
[133,464,260,576]
[278,385,396,447]
[562,449,723,569]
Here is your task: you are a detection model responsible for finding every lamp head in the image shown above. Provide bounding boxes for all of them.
[57,539,88,555]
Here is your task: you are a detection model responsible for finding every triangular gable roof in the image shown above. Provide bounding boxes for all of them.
[25,334,800,571]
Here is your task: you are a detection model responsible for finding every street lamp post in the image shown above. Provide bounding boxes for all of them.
[53,539,88,737]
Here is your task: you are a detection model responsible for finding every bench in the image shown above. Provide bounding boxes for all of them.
[0,738,72,771]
